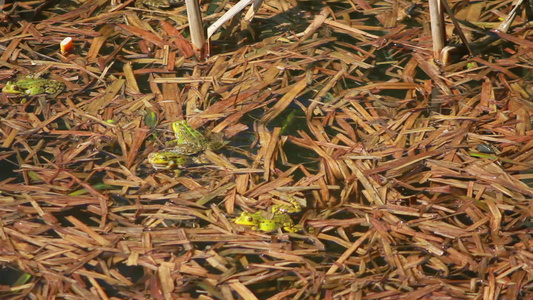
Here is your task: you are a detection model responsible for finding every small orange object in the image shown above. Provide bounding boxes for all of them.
[60,37,73,54]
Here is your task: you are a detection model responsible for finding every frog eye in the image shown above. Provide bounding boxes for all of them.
[245,216,253,222]
[11,84,20,91]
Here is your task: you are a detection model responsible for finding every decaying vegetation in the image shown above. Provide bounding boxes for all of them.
[0,0,532,298]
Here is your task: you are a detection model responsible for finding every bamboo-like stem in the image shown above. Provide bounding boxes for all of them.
[185,0,205,59]
[428,0,445,61]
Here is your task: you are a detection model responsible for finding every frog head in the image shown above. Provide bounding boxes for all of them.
[168,120,207,155]
[2,82,23,94]
[171,120,187,133]
[234,211,261,227]
[147,152,189,170]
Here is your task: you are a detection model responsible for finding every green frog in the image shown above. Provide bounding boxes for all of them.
[148,120,225,171]
[147,151,204,170]
[135,0,183,9]
[2,75,65,96]
[166,120,225,155]
[234,196,303,232]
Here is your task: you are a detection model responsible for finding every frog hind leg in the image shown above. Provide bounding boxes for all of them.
[45,82,65,97]
[283,222,302,233]
[279,215,300,233]
[192,154,209,165]
[272,195,302,214]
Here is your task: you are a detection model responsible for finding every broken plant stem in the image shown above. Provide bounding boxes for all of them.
[207,0,254,39]
[185,0,206,59]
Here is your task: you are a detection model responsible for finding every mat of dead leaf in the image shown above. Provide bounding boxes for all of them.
[0,0,532,299]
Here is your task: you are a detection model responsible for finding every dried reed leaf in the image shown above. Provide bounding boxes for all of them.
[262,78,307,125]
[87,25,115,60]
[229,279,259,300]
